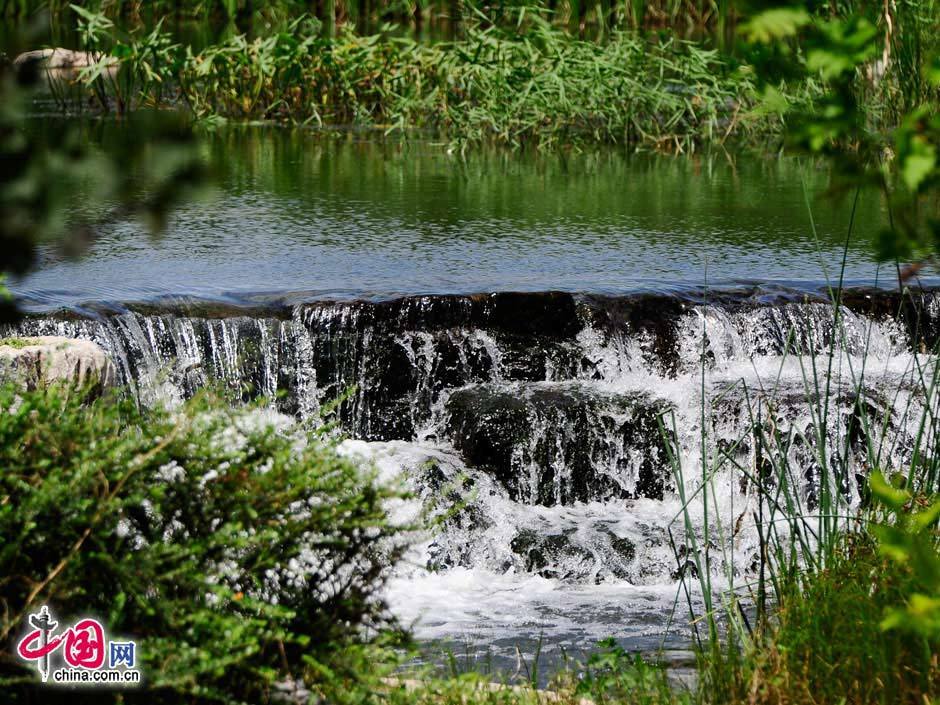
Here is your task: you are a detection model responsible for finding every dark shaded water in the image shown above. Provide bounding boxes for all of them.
[10,123,915,310]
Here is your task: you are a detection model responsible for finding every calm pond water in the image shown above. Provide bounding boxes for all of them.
[12,121,911,310]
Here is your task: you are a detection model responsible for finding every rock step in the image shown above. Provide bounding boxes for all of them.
[443,382,673,506]
[0,336,116,394]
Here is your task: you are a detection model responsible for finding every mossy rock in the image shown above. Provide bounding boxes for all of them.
[0,336,42,350]
[0,336,116,394]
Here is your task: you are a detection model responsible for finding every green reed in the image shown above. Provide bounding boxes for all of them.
[0,0,747,37]
[10,1,935,151]
[62,12,788,151]
[658,187,940,702]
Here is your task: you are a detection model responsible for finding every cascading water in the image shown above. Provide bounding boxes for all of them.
[8,288,938,665]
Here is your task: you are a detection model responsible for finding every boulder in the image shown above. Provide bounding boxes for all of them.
[297,293,582,440]
[0,336,116,394]
[13,48,118,84]
[506,523,638,581]
[445,382,674,506]
[14,48,116,70]
[510,528,595,579]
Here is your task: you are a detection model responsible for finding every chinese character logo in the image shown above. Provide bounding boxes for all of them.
[63,619,106,669]
[15,606,139,686]
[17,606,62,682]
[110,642,136,668]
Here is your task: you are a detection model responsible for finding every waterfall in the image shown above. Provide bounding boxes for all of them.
[7,287,938,649]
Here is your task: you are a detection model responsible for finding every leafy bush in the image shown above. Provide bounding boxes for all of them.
[742,3,940,265]
[869,470,940,639]
[0,383,410,703]
[743,533,939,705]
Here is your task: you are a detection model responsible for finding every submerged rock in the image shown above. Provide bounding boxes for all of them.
[510,528,595,579]
[0,336,116,394]
[445,382,673,505]
[507,523,638,581]
[297,293,584,440]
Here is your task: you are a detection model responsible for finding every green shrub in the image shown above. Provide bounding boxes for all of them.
[0,383,410,703]
[741,533,939,705]
[869,470,940,639]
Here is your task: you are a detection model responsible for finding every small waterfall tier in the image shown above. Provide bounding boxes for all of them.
[8,287,938,587]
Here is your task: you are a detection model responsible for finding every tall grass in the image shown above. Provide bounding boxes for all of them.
[0,0,748,37]
[17,2,934,150]
[660,191,940,702]
[57,15,796,151]
[5,0,937,59]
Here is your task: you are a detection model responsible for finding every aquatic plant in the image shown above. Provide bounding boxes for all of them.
[0,0,746,37]
[6,0,929,155]
[66,11,777,151]
[1,0,930,50]
[35,0,935,153]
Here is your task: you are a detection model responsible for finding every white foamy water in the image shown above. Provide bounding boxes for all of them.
[8,291,938,667]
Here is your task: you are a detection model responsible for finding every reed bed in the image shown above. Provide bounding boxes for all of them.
[0,0,752,39]
[50,16,797,151]
[8,0,935,151]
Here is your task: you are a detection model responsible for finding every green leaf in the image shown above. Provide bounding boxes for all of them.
[870,470,911,511]
[909,592,940,618]
[875,226,913,261]
[807,17,879,80]
[900,138,937,192]
[755,85,790,115]
[806,48,855,78]
[739,8,811,44]
[880,607,908,631]
[70,3,114,29]
[928,55,940,87]
[70,3,99,21]
[911,500,940,532]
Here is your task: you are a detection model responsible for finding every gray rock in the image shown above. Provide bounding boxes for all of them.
[510,528,595,579]
[0,336,116,394]
[445,382,674,505]
[14,48,116,70]
[13,48,118,84]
